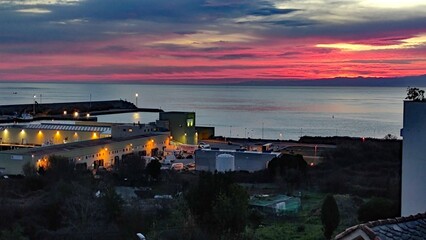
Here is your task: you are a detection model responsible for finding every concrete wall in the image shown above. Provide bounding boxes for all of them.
[0,154,33,175]
[160,112,197,145]
[111,123,159,138]
[0,127,99,146]
[402,101,426,216]
[196,126,215,140]
[195,149,278,172]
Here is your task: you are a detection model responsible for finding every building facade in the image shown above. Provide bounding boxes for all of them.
[159,112,197,145]
[195,149,280,172]
[401,101,426,216]
[0,122,171,175]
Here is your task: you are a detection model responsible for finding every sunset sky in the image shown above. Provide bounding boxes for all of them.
[0,0,425,83]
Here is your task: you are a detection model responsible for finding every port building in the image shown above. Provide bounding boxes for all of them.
[159,112,198,145]
[0,121,171,175]
[195,148,280,172]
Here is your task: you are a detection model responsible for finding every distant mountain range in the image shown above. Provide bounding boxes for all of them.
[229,75,426,87]
[2,74,425,86]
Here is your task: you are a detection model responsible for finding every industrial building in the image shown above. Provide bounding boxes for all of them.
[195,148,280,172]
[401,100,426,216]
[159,112,197,145]
[0,122,111,148]
[0,110,216,175]
[0,121,171,175]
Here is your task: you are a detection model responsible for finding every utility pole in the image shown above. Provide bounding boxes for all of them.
[262,122,264,139]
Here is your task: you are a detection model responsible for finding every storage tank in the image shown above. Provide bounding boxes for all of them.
[216,153,235,172]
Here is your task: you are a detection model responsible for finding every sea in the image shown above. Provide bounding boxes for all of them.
[0,82,407,141]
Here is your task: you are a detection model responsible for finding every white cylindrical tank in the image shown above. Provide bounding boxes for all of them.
[216,154,235,172]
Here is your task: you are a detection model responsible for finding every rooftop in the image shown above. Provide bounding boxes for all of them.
[249,194,296,207]
[1,122,111,133]
[25,123,111,133]
[335,212,426,240]
[1,133,166,156]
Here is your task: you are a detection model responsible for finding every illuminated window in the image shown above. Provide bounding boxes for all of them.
[187,118,194,127]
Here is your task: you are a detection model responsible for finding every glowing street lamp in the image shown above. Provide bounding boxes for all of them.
[33,94,37,115]
[135,93,139,108]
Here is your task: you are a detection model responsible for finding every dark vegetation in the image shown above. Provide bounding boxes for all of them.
[0,137,402,239]
[321,195,340,240]
[311,138,401,202]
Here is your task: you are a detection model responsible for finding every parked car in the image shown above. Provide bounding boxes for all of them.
[170,163,184,171]
[184,163,196,171]
[199,142,210,149]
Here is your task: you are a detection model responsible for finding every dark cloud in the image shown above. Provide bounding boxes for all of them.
[348,59,424,65]
[249,8,298,16]
[278,51,302,57]
[0,64,280,76]
[173,31,199,35]
[214,53,257,60]
[0,0,424,56]
[94,45,133,53]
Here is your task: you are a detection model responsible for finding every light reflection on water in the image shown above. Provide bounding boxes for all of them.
[0,83,406,140]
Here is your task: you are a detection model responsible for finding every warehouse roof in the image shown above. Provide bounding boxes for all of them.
[1,133,167,156]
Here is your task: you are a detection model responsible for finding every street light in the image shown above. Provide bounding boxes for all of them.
[33,95,37,115]
[135,93,138,108]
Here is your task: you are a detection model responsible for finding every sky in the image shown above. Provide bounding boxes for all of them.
[0,0,425,84]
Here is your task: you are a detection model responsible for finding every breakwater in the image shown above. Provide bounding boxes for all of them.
[0,100,163,123]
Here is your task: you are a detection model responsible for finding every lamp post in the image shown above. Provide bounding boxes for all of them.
[135,93,138,108]
[33,95,37,115]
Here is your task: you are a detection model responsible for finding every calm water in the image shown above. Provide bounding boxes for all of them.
[0,83,406,140]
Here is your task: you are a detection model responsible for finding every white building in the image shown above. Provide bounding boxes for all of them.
[195,149,280,172]
[401,100,426,216]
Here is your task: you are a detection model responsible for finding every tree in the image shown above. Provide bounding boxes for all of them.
[44,155,75,181]
[212,184,249,236]
[358,198,399,223]
[0,224,28,240]
[267,154,308,194]
[185,172,249,238]
[321,194,340,240]
[22,162,37,177]
[383,134,397,140]
[119,154,146,181]
[145,159,161,180]
[406,87,425,101]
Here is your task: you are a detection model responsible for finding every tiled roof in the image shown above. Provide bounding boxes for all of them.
[335,212,426,240]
